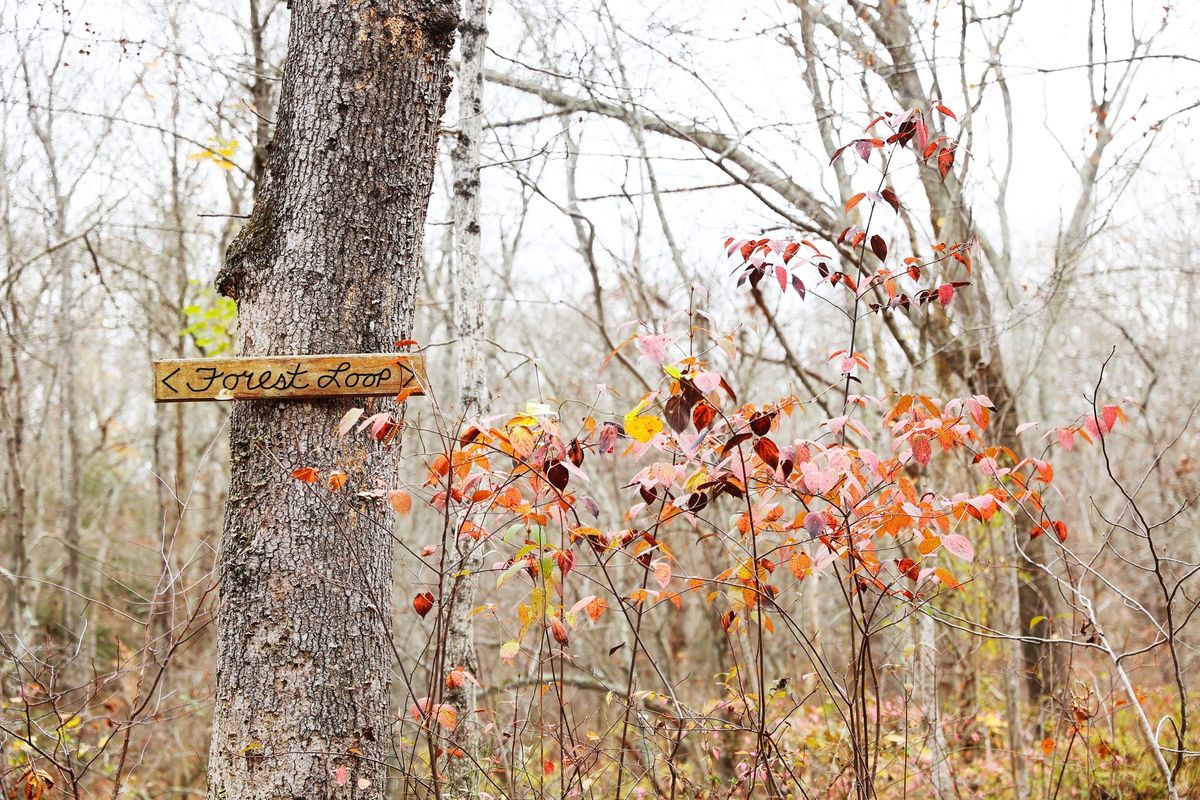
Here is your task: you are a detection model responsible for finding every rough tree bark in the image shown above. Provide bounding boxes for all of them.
[206,2,458,798]
[443,0,489,794]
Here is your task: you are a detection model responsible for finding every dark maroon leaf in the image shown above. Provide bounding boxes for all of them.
[749,411,773,436]
[870,235,887,261]
[546,460,569,491]
[665,394,690,433]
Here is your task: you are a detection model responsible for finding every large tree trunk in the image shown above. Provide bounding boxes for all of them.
[206,2,458,798]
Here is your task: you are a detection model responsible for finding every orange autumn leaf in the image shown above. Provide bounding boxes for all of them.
[388,490,413,515]
[291,466,319,484]
[586,596,607,622]
[918,535,941,555]
[395,385,421,403]
[328,470,347,491]
[934,567,958,589]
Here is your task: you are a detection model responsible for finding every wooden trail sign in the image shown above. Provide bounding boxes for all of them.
[153,353,426,403]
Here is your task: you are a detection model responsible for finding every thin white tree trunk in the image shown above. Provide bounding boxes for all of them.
[915,612,953,799]
[444,0,489,793]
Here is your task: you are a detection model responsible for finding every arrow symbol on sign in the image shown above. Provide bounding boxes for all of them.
[161,367,181,393]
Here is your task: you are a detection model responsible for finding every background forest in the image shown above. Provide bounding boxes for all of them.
[2,0,1199,798]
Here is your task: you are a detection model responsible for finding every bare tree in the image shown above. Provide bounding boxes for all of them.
[444,0,491,792]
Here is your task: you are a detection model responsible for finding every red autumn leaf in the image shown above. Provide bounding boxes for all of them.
[550,617,570,646]
[692,402,717,431]
[753,437,780,469]
[937,146,955,179]
[912,435,932,467]
[291,466,319,484]
[938,283,955,307]
[412,592,435,617]
[775,265,788,292]
[554,549,576,577]
[935,103,957,120]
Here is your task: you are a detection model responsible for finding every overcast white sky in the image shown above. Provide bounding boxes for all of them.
[6,0,1198,337]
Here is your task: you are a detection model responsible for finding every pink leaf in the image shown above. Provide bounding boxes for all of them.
[692,371,722,393]
[636,334,675,366]
[941,533,974,563]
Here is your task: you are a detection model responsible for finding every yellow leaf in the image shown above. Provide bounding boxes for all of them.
[1028,615,1047,631]
[626,415,663,443]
